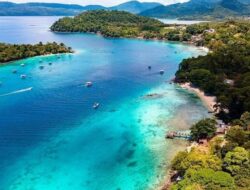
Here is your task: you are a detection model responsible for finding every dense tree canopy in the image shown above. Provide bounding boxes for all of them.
[0,42,72,63]
[223,147,249,176]
[176,21,250,122]
[171,168,235,190]
[190,118,217,141]
[50,10,164,38]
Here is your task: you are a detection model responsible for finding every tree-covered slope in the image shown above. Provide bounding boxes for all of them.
[0,42,72,63]
[50,10,164,38]
[140,0,250,19]
[175,21,250,121]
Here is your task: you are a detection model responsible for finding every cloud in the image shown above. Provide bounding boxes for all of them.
[1,0,189,6]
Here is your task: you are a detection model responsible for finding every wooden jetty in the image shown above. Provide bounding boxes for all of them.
[166,131,191,139]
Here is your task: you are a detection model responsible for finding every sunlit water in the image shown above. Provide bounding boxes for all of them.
[157,18,209,25]
[0,17,210,190]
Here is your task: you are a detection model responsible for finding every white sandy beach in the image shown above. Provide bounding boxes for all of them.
[179,82,216,112]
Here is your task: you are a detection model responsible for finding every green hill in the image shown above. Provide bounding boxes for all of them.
[140,0,250,20]
[50,10,163,38]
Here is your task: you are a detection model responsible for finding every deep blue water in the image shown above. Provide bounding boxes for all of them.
[0,17,209,190]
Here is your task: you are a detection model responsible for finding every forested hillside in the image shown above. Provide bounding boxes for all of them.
[50,10,164,38]
[175,21,250,122]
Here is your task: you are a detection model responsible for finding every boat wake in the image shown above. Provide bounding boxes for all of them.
[0,87,33,97]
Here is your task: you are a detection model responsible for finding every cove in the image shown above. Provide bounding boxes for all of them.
[0,17,210,190]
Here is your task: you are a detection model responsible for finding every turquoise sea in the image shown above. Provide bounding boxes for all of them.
[0,17,210,190]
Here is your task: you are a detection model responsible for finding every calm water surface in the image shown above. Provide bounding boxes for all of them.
[0,17,209,190]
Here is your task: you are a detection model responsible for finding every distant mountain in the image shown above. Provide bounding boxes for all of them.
[0,1,163,16]
[140,0,250,19]
[0,1,106,16]
[110,1,162,14]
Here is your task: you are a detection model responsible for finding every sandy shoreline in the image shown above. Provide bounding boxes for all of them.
[155,82,216,190]
[179,82,216,112]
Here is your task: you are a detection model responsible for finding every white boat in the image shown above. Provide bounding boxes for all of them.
[85,81,93,87]
[93,102,100,109]
[20,63,25,67]
[20,74,26,79]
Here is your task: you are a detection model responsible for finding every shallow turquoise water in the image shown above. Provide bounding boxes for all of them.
[0,17,209,190]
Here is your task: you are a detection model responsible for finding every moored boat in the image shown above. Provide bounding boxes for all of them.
[93,102,100,109]
[85,81,93,87]
[20,74,26,79]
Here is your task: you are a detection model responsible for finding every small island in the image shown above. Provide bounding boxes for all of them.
[0,42,73,64]
[50,10,164,38]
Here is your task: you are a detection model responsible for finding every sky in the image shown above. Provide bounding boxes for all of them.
[0,0,189,6]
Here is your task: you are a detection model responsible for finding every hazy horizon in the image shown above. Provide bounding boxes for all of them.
[0,0,189,6]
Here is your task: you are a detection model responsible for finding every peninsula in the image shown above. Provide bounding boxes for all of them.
[0,42,73,64]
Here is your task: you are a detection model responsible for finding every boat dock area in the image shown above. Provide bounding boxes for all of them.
[166,131,191,139]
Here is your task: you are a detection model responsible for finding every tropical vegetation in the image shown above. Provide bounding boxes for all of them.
[175,21,250,122]
[0,42,72,63]
[171,112,250,190]
[50,10,164,38]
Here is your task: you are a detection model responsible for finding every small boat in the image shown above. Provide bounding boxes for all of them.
[159,70,165,75]
[39,65,44,69]
[93,102,100,109]
[85,81,93,87]
[20,74,26,79]
[12,70,17,74]
[49,62,53,66]
[20,63,25,67]
[148,66,152,70]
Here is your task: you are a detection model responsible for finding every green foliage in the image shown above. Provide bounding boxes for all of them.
[176,21,250,121]
[171,149,222,173]
[186,24,209,35]
[171,151,188,172]
[226,126,248,146]
[50,10,164,38]
[0,42,72,63]
[171,168,235,190]
[223,147,250,176]
[140,0,250,20]
[190,118,217,141]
